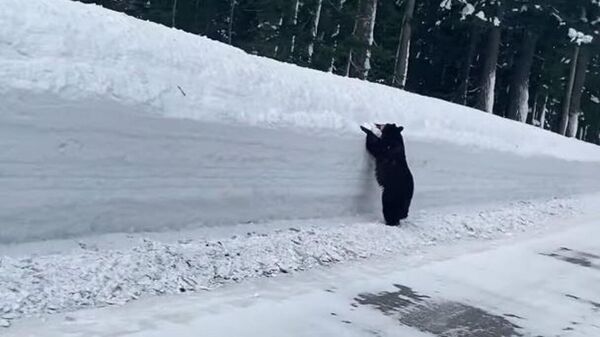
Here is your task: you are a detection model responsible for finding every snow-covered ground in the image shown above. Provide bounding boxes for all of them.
[2,0,600,333]
[5,214,600,336]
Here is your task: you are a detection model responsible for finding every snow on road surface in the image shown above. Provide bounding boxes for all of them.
[5,215,600,337]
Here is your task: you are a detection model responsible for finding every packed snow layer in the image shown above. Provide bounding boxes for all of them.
[3,96,600,243]
[1,0,600,162]
[0,194,592,325]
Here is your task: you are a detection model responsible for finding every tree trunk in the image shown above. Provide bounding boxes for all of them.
[227,0,236,45]
[475,25,501,113]
[273,15,283,57]
[506,30,538,122]
[566,46,591,138]
[329,0,345,72]
[455,25,480,105]
[538,93,548,130]
[290,0,301,55]
[171,0,178,28]
[576,125,584,140]
[348,0,378,80]
[276,1,301,61]
[567,113,579,138]
[193,0,202,34]
[345,50,352,76]
[308,0,323,64]
[392,0,416,88]
[559,46,580,135]
[531,91,539,122]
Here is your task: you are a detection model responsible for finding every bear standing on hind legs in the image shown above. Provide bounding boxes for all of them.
[360,124,414,226]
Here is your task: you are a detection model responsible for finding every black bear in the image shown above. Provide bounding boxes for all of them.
[360,123,414,226]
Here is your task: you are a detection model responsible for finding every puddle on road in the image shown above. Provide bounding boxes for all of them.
[355,284,523,337]
[541,247,600,270]
[565,294,600,312]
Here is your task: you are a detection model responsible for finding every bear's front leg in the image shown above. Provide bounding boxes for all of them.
[361,126,384,158]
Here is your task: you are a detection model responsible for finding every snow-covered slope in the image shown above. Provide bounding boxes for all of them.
[1,0,600,161]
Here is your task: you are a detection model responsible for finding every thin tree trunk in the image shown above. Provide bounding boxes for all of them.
[290,0,301,55]
[328,39,339,72]
[273,15,284,57]
[329,0,345,72]
[507,30,538,122]
[277,1,301,61]
[566,46,591,138]
[349,0,378,80]
[227,0,236,45]
[308,0,323,63]
[455,25,480,105]
[566,110,580,139]
[567,117,580,138]
[171,0,178,28]
[475,25,502,113]
[538,93,548,129]
[531,91,539,122]
[559,46,580,135]
[345,50,352,76]
[193,0,202,34]
[393,0,416,88]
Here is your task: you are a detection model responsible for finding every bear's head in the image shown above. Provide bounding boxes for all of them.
[378,123,406,156]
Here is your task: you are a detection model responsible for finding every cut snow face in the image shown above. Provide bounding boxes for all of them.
[3,95,600,244]
[1,0,600,162]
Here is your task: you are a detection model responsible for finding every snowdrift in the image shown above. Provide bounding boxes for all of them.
[1,0,600,161]
[0,195,590,323]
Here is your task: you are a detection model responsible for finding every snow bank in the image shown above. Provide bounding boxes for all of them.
[2,95,600,244]
[0,195,588,325]
[1,0,600,161]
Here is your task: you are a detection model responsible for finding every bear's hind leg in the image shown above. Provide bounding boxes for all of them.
[399,174,414,220]
[382,189,401,226]
[398,197,411,220]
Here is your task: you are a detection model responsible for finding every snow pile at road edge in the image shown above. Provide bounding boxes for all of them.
[0,195,586,327]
